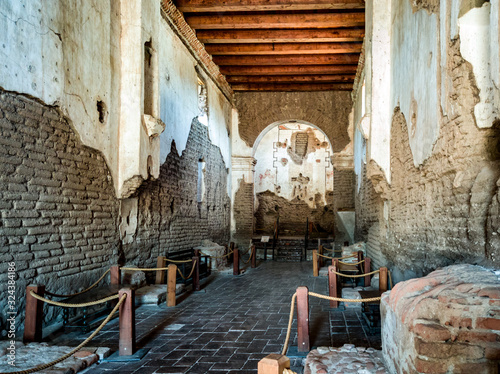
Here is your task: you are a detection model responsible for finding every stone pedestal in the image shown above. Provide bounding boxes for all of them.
[382,264,500,374]
[194,240,226,271]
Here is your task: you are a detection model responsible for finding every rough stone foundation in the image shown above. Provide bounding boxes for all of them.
[382,264,500,374]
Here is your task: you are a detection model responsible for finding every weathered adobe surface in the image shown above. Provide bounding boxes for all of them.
[356,37,500,276]
[233,179,254,244]
[125,119,231,265]
[0,90,230,335]
[0,89,121,334]
[234,91,352,152]
[382,264,500,374]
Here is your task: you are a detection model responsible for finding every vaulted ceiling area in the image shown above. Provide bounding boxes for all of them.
[173,0,365,92]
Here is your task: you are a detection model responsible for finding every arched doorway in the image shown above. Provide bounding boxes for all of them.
[253,120,335,236]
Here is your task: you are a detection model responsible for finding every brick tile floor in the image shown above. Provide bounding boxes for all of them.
[52,261,381,373]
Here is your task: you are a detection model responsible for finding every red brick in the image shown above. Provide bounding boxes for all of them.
[414,358,448,374]
[415,338,484,359]
[476,318,500,331]
[485,345,500,360]
[413,322,451,342]
[446,317,472,329]
[457,331,499,343]
[478,287,500,299]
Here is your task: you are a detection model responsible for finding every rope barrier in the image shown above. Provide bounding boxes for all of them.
[164,258,192,264]
[44,269,111,298]
[281,292,297,355]
[243,247,254,264]
[29,290,119,308]
[338,259,365,265]
[335,253,358,260]
[201,250,234,259]
[121,266,170,271]
[176,259,197,280]
[316,253,335,260]
[0,294,127,374]
[330,269,380,278]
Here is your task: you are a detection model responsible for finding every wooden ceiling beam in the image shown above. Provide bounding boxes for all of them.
[226,75,355,83]
[213,54,360,65]
[197,28,364,43]
[205,42,362,55]
[185,13,364,30]
[174,0,365,12]
[232,82,353,91]
[220,65,358,75]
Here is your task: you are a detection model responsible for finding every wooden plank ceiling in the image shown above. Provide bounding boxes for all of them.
[173,0,365,92]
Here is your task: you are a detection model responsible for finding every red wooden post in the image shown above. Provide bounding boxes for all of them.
[119,288,136,356]
[155,256,166,284]
[258,354,291,373]
[380,267,388,293]
[328,265,339,308]
[296,286,310,352]
[364,258,371,287]
[251,245,257,268]
[312,250,318,277]
[110,265,121,286]
[167,264,177,307]
[23,285,45,343]
[233,248,240,275]
[192,253,200,291]
[318,245,324,268]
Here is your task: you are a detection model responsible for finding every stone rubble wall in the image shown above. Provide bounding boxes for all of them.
[0,90,230,336]
[381,264,500,374]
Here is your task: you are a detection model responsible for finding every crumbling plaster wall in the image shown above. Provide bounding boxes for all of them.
[231,91,354,244]
[354,0,500,280]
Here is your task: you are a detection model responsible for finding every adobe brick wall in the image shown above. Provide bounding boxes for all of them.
[0,90,230,335]
[234,91,352,151]
[0,89,121,334]
[233,179,254,244]
[333,169,355,211]
[125,119,231,264]
[382,264,500,374]
[355,38,500,275]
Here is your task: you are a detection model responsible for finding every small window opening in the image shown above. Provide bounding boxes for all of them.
[197,77,208,126]
[96,100,106,124]
[197,158,206,203]
[144,39,154,116]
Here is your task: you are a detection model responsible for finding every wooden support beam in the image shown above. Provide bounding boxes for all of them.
[213,54,359,66]
[220,64,358,76]
[318,245,324,268]
[174,0,365,13]
[231,83,353,91]
[380,267,388,293]
[23,285,45,343]
[110,265,121,286]
[364,258,371,287]
[312,250,318,277]
[296,286,310,352]
[156,256,166,284]
[206,42,363,55]
[257,354,291,374]
[186,13,364,30]
[119,288,136,356]
[197,28,365,43]
[251,245,257,268]
[233,248,240,275]
[328,265,339,308]
[167,264,177,307]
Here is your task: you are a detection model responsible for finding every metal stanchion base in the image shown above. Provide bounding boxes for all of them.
[103,348,150,362]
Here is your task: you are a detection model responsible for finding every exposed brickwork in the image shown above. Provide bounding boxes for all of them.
[0,89,120,334]
[355,37,500,274]
[234,91,352,151]
[233,179,254,244]
[333,169,355,211]
[382,264,500,374]
[125,119,231,265]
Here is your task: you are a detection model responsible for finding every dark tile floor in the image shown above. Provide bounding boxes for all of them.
[53,261,381,374]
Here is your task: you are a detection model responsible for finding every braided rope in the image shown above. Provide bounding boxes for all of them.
[122,266,170,271]
[281,292,297,355]
[308,291,382,303]
[44,269,111,298]
[338,259,365,265]
[330,269,380,278]
[29,290,119,308]
[164,258,192,264]
[336,253,358,260]
[316,253,335,259]
[176,259,197,280]
[243,247,254,264]
[1,294,127,374]
[202,250,234,259]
